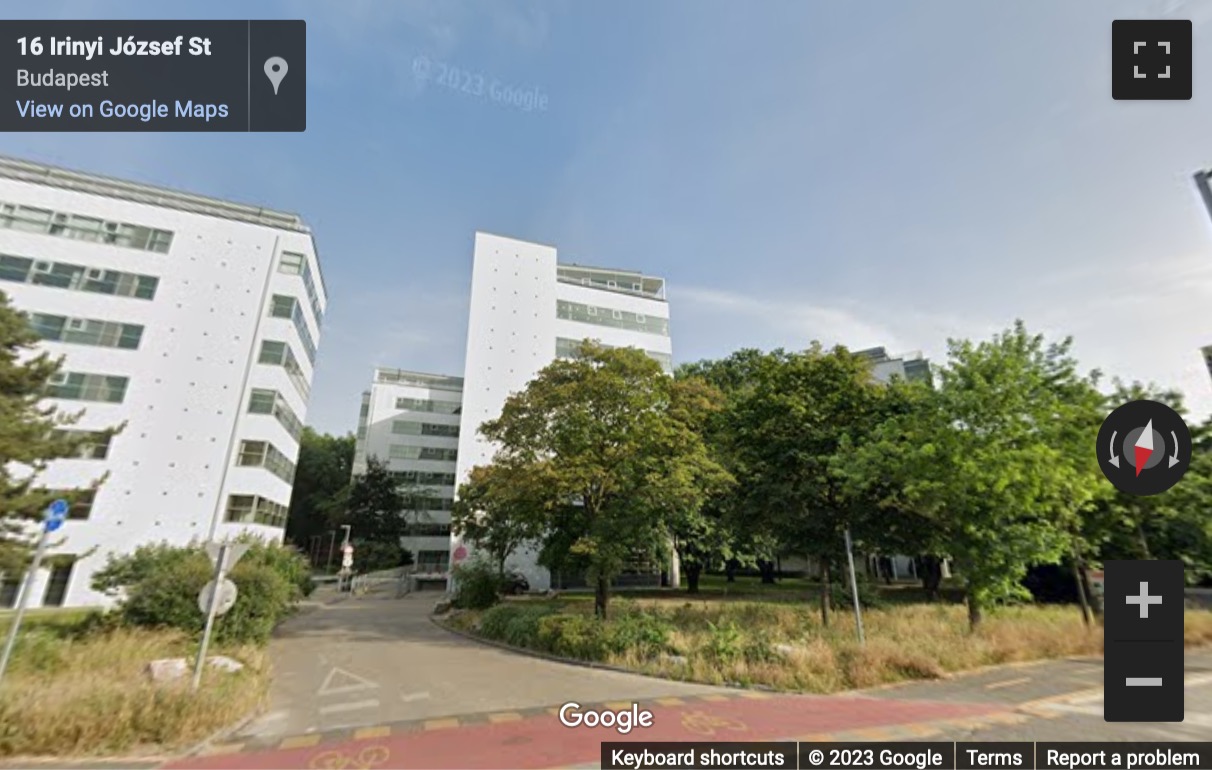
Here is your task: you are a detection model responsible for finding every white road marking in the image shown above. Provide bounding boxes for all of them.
[400,691,431,702]
[317,666,379,696]
[319,699,380,715]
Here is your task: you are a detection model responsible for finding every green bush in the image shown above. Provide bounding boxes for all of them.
[89,538,312,644]
[349,539,408,573]
[451,558,505,610]
[829,573,883,610]
[704,620,745,663]
[605,612,672,658]
[537,613,611,660]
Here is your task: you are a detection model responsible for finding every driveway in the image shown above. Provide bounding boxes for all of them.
[235,587,729,740]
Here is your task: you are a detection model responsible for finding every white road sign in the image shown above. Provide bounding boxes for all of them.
[197,578,238,616]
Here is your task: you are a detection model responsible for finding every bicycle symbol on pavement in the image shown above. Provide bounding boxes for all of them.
[681,710,748,736]
[308,745,390,770]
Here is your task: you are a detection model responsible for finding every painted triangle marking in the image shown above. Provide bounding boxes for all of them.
[317,666,379,696]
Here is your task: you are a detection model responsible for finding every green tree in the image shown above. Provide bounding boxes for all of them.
[452,463,543,575]
[0,290,118,574]
[336,457,412,546]
[847,322,1078,630]
[284,428,355,552]
[479,341,728,618]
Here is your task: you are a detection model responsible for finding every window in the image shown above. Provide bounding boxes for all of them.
[30,313,143,350]
[41,561,75,607]
[387,445,458,462]
[612,309,623,320]
[391,420,459,438]
[556,337,673,374]
[41,489,98,520]
[224,494,288,528]
[404,523,452,537]
[403,495,455,512]
[269,295,296,319]
[52,430,113,459]
[257,340,310,400]
[278,252,305,275]
[416,550,450,572]
[390,470,457,486]
[247,388,304,442]
[0,202,173,253]
[394,397,461,414]
[556,300,670,336]
[0,254,159,299]
[0,575,18,608]
[636,314,646,323]
[46,372,129,403]
[236,440,296,483]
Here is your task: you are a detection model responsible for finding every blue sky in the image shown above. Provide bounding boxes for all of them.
[4,0,1212,435]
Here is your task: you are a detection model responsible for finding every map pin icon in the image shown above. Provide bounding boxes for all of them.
[264,57,288,95]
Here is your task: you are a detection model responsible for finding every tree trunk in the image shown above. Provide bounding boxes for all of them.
[594,576,609,619]
[686,563,702,594]
[725,559,737,583]
[1137,524,1153,559]
[758,559,776,584]
[919,555,942,601]
[820,557,832,627]
[966,593,983,632]
[1078,561,1102,621]
[1071,552,1092,628]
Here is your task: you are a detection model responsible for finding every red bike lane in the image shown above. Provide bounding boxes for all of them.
[164,692,1008,770]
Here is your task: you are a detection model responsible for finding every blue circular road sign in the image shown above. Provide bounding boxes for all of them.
[49,499,69,517]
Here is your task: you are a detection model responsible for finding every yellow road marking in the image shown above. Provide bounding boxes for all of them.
[604,701,633,711]
[201,743,245,755]
[655,697,686,706]
[737,691,770,699]
[423,718,461,730]
[488,712,524,723]
[848,727,894,740]
[699,694,730,702]
[280,734,322,749]
[985,676,1032,690]
[354,725,391,740]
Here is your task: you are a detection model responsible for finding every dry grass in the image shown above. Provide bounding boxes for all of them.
[0,625,267,757]
[457,596,1212,694]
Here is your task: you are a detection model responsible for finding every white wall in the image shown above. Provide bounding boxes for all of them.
[0,174,324,608]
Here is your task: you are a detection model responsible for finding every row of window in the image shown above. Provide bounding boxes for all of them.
[0,202,174,253]
[555,267,664,298]
[391,420,459,438]
[394,396,462,414]
[386,445,458,462]
[403,495,455,512]
[269,295,317,363]
[555,337,673,373]
[46,371,129,403]
[390,469,457,486]
[224,494,288,528]
[0,255,160,300]
[415,551,450,572]
[403,523,452,537]
[51,429,113,460]
[236,439,296,484]
[278,252,323,327]
[0,560,74,608]
[30,312,143,350]
[258,340,310,400]
[248,388,304,442]
[556,300,669,336]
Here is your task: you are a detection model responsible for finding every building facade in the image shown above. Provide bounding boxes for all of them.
[0,156,326,609]
[855,346,931,384]
[352,369,463,574]
[448,232,673,590]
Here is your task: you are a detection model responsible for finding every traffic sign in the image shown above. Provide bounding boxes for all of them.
[205,542,249,570]
[342,551,353,569]
[197,578,238,616]
[49,499,69,517]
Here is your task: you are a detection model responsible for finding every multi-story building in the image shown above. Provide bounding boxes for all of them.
[352,369,463,574]
[0,155,325,609]
[450,232,673,590]
[855,346,931,384]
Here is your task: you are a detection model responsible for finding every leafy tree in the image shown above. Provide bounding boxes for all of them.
[846,322,1078,630]
[725,344,891,625]
[478,341,729,618]
[284,428,355,551]
[336,457,412,545]
[452,463,543,575]
[0,290,118,574]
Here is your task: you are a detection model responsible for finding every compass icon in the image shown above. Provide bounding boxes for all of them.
[1097,400,1191,495]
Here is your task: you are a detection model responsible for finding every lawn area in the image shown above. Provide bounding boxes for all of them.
[0,610,267,758]
[444,591,1212,693]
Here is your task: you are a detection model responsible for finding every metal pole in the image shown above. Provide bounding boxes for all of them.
[843,527,866,646]
[1194,170,1212,225]
[326,531,336,572]
[192,544,228,691]
[0,526,50,691]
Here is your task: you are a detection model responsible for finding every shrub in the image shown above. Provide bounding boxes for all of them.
[90,538,312,644]
[349,539,408,573]
[537,613,611,660]
[451,558,505,610]
[606,612,672,658]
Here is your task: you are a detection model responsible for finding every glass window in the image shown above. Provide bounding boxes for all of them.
[46,372,129,403]
[0,575,18,608]
[42,561,74,607]
[556,300,669,336]
[0,200,174,253]
[269,295,296,319]
[279,252,305,275]
[0,253,159,300]
[52,430,112,460]
[237,440,268,466]
[247,388,304,441]
[258,340,287,365]
[248,389,276,414]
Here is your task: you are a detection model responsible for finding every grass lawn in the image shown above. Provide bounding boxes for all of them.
[0,611,267,758]
[446,587,1212,693]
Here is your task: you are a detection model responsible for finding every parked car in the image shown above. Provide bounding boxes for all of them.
[502,571,529,595]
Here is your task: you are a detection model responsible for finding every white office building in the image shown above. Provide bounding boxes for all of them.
[450,232,673,590]
[353,369,463,575]
[0,156,326,609]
